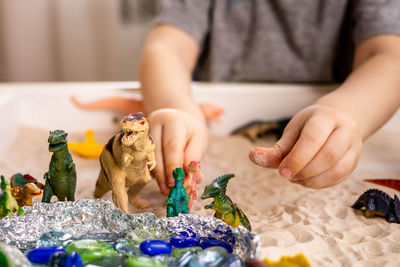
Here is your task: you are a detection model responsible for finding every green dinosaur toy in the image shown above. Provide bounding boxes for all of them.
[0,175,24,219]
[166,167,190,217]
[42,130,77,203]
[201,174,251,230]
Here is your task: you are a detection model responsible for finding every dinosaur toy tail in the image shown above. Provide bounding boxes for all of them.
[364,179,400,193]
[71,95,144,115]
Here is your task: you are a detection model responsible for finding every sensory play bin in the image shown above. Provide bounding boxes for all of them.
[1,83,400,266]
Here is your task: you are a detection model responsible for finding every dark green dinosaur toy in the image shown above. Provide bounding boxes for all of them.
[0,175,24,219]
[42,130,77,203]
[166,167,190,217]
[201,174,251,230]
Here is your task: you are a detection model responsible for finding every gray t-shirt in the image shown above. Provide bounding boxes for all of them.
[156,0,400,82]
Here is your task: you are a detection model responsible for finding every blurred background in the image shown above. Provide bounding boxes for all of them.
[0,0,160,82]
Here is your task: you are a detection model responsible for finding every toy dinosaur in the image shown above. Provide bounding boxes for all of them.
[71,95,225,123]
[94,112,156,212]
[0,175,24,219]
[183,161,202,211]
[352,188,400,223]
[68,129,105,159]
[10,173,44,189]
[201,174,251,230]
[364,179,400,192]
[167,167,190,217]
[11,183,42,207]
[231,118,290,141]
[42,130,77,203]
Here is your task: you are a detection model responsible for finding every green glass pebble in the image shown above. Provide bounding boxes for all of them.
[0,243,32,267]
[172,247,202,258]
[85,253,128,267]
[66,239,115,263]
[126,255,167,267]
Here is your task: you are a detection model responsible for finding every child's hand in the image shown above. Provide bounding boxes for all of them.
[249,104,362,188]
[148,108,208,195]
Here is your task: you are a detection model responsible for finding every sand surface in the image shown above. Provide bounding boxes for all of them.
[1,126,400,266]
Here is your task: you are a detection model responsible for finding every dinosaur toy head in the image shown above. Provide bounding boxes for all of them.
[22,183,42,198]
[48,130,68,152]
[1,175,11,192]
[173,167,185,182]
[188,161,200,173]
[120,112,149,146]
[201,173,234,199]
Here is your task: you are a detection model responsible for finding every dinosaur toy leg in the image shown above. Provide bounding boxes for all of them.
[128,181,150,209]
[94,172,111,198]
[111,173,129,212]
[42,181,54,203]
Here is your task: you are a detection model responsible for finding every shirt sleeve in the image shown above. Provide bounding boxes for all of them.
[154,0,212,45]
[353,0,400,45]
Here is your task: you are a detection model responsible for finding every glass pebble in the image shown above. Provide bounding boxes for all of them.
[79,233,122,247]
[172,247,202,259]
[188,247,229,267]
[199,238,233,253]
[126,255,167,267]
[85,253,128,267]
[0,242,32,267]
[170,237,200,248]
[173,250,198,267]
[27,246,66,264]
[225,254,245,267]
[140,240,172,256]
[37,231,75,248]
[114,239,142,256]
[66,239,115,263]
[125,229,157,243]
[48,251,83,267]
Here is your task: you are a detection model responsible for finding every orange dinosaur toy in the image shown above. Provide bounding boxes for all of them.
[183,161,202,211]
[71,95,225,123]
[364,179,400,192]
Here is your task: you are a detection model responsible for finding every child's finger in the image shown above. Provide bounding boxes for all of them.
[249,115,304,168]
[290,144,360,188]
[294,127,351,180]
[248,147,284,168]
[279,116,335,178]
[150,124,168,195]
[162,121,186,187]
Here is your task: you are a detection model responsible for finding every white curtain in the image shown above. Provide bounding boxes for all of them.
[0,0,157,81]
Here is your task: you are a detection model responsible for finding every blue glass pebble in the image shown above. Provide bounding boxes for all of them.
[170,237,200,248]
[140,239,172,256]
[27,246,66,264]
[199,239,233,253]
[48,251,83,267]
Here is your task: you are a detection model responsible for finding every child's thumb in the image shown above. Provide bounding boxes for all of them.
[249,147,284,168]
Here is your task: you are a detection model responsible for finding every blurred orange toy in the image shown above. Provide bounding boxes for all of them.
[263,254,311,267]
[68,129,105,159]
[71,95,225,123]
[364,178,400,192]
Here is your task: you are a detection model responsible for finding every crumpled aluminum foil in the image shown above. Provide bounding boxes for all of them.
[0,199,260,260]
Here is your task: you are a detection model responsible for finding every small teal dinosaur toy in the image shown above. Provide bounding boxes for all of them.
[42,130,77,202]
[166,167,190,217]
[0,175,24,219]
[201,174,251,230]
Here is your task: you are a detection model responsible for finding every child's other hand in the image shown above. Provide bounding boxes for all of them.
[249,104,362,188]
[148,108,208,195]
